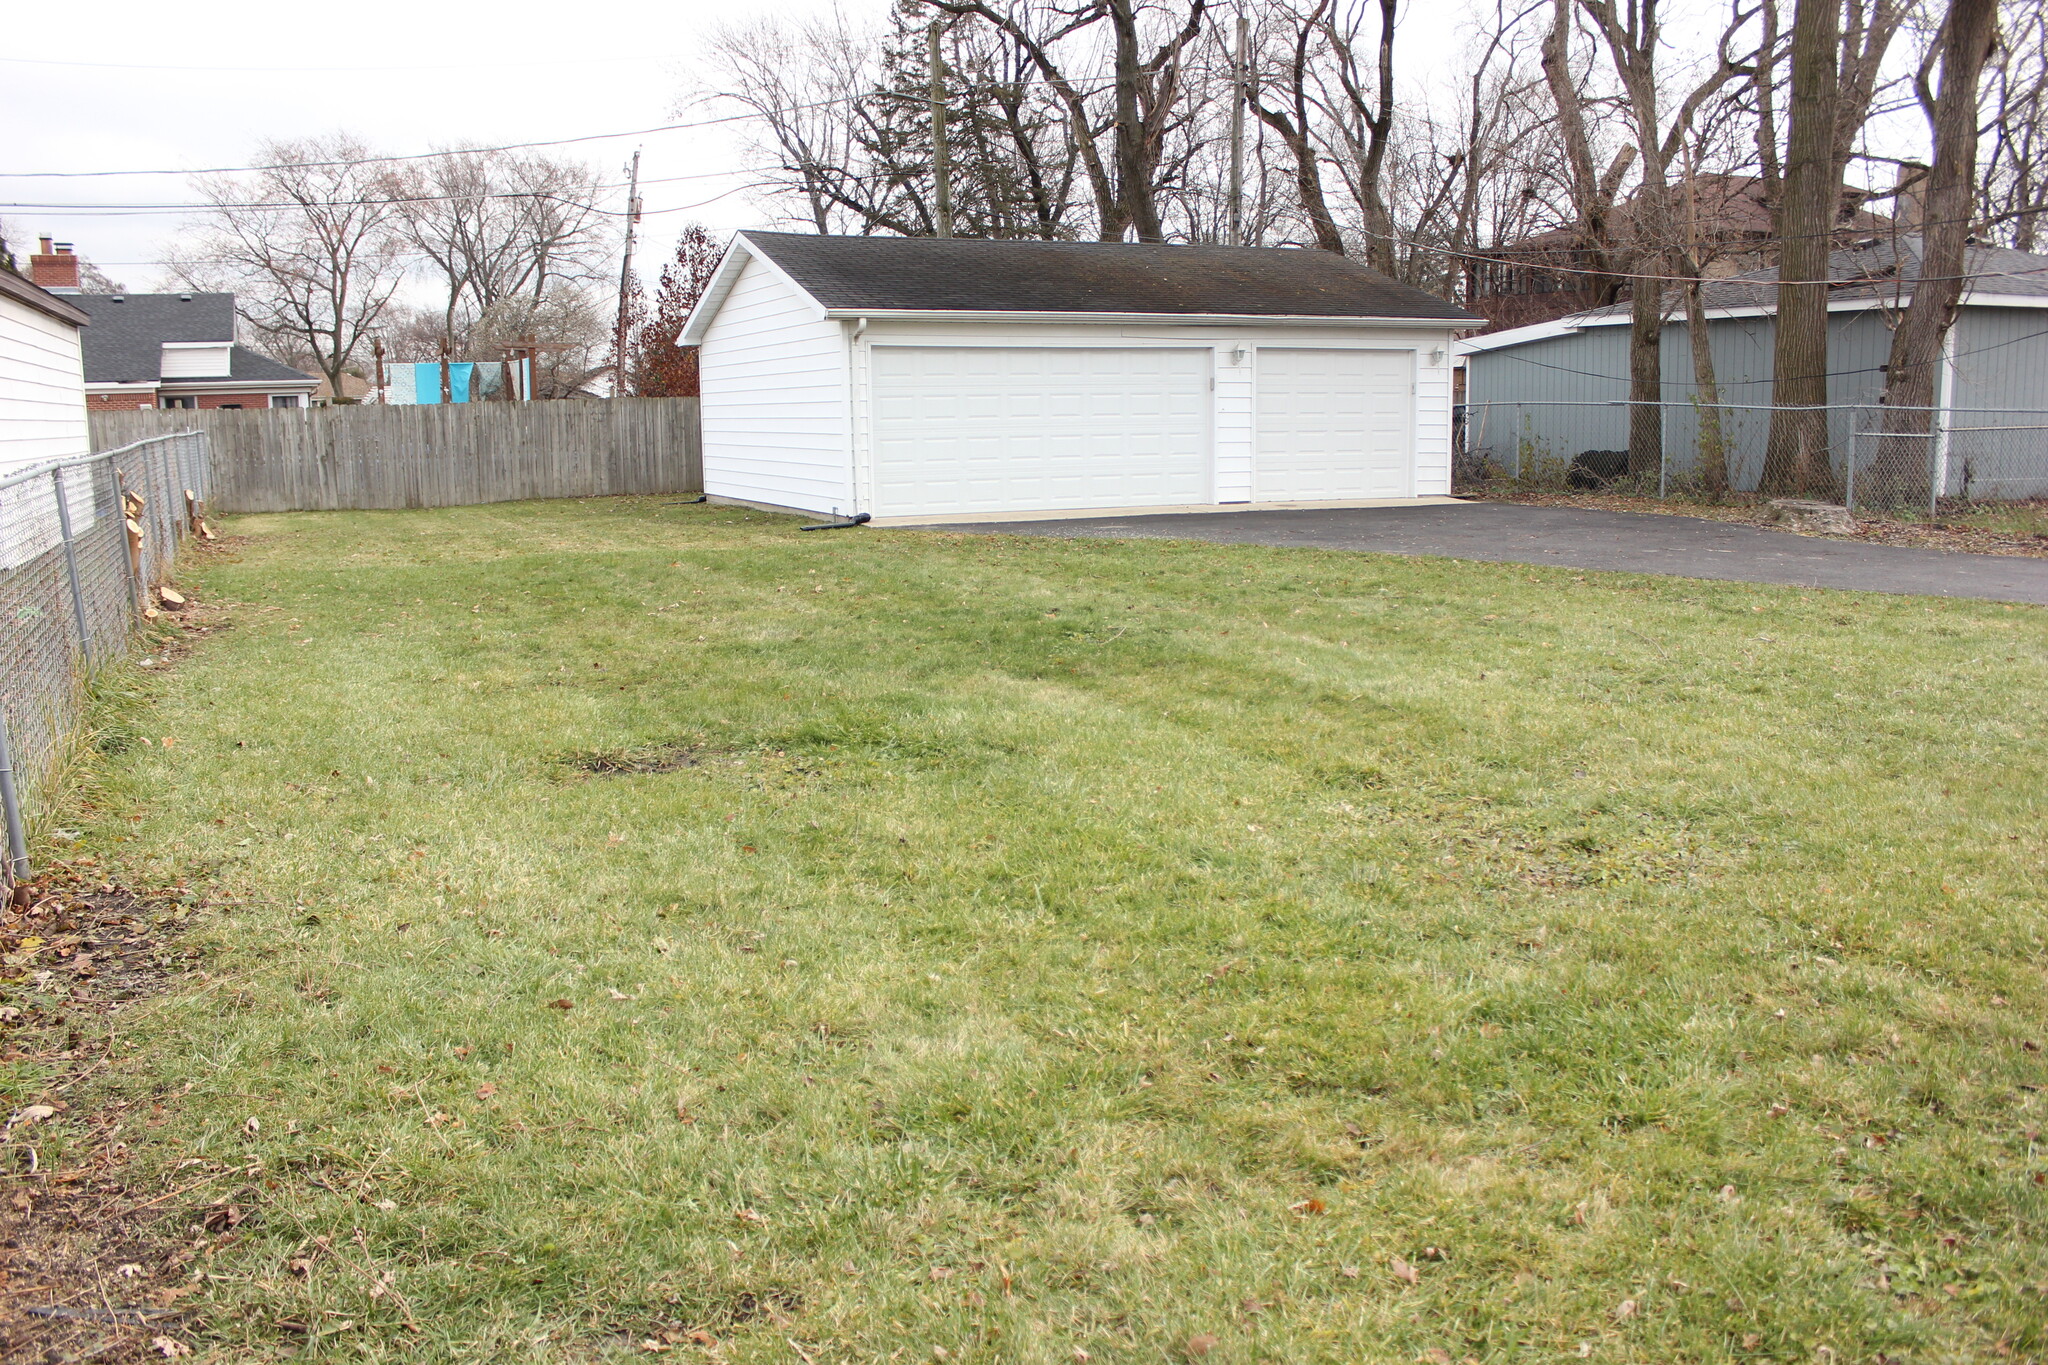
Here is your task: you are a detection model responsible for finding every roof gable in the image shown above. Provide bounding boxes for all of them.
[700,232,1478,329]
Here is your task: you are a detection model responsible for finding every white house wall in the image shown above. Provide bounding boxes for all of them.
[696,255,852,515]
[0,292,89,475]
[850,319,1458,514]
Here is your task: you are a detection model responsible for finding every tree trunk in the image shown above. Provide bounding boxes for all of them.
[1762,0,1841,496]
[1626,177,1669,478]
[1681,271,1728,495]
[1877,0,1998,505]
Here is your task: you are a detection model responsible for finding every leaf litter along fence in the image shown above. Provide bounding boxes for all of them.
[0,432,211,899]
[1456,400,2048,513]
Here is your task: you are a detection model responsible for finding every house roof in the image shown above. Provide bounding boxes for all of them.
[727,231,1480,323]
[1461,235,2048,354]
[0,267,91,327]
[1480,174,1892,260]
[71,292,318,386]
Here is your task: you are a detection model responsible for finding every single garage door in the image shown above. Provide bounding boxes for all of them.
[872,346,1210,516]
[1255,348,1413,500]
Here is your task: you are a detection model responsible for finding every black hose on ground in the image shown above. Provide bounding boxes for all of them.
[799,512,873,532]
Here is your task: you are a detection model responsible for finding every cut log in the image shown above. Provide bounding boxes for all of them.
[1767,499,1857,536]
[158,587,188,607]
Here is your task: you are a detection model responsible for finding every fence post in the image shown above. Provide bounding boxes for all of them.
[1930,417,1943,517]
[1844,430,1857,513]
[0,707,30,896]
[51,466,95,670]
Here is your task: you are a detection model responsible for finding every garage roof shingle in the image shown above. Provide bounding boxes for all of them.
[742,232,1479,322]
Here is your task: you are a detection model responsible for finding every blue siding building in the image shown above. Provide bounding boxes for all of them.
[1458,237,2048,497]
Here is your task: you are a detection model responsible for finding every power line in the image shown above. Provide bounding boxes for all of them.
[2,169,753,217]
[0,99,849,180]
[0,54,666,74]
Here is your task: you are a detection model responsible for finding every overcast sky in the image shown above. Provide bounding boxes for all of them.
[2,0,1915,297]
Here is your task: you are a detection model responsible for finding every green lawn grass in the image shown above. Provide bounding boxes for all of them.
[32,498,2048,1362]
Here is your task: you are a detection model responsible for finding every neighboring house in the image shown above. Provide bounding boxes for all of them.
[0,266,91,476]
[1464,174,1896,334]
[681,232,1479,520]
[1457,235,2048,495]
[313,372,372,405]
[30,240,319,411]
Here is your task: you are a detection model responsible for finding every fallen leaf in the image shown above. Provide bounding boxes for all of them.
[476,1083,497,1099]
[244,1116,261,1135]
[1182,1335,1219,1359]
[1742,1334,1762,1350]
[547,999,574,1011]
[1614,1299,1637,1321]
[1391,1257,1420,1285]
[1766,1102,1790,1119]
[152,1337,191,1358]
[1422,1350,1454,1365]
[736,1208,766,1225]
[1339,1265,1361,1279]
[1719,1185,1740,1202]
[8,1104,57,1126]
[686,1330,716,1346]
[1288,1198,1327,1216]
[608,832,627,845]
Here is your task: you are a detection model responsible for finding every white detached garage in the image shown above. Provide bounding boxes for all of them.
[681,232,1479,521]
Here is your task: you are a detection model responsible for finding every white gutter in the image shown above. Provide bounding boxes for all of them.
[822,308,1479,328]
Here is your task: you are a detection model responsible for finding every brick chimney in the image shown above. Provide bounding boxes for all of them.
[30,238,81,292]
[1893,162,1929,234]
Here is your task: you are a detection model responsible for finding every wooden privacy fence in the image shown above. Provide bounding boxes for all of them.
[88,397,701,514]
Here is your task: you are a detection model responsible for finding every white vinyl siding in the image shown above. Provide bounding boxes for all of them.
[871,346,1210,516]
[696,256,851,515]
[0,293,89,475]
[160,342,232,379]
[1255,348,1413,499]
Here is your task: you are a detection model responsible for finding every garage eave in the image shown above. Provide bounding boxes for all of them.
[826,308,1477,329]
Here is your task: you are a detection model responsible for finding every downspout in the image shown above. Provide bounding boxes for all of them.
[1932,322,1958,510]
[845,316,869,518]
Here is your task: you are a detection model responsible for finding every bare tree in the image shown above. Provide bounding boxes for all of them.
[173,135,407,395]
[386,148,612,348]
[1876,0,1999,494]
[1317,0,1402,270]
[1570,0,1756,474]
[1244,0,1349,253]
[1979,0,2048,249]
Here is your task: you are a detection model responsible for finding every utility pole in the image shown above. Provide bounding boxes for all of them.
[614,147,644,396]
[1228,13,1248,246]
[372,335,387,405]
[929,19,953,237]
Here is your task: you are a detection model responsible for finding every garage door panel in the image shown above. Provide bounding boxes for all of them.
[871,346,1210,516]
[1255,348,1412,500]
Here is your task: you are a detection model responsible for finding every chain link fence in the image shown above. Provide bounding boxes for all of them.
[0,431,210,896]
[1456,400,2048,513]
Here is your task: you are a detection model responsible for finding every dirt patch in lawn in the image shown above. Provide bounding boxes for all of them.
[0,875,222,1361]
[1468,487,2048,558]
[568,742,707,775]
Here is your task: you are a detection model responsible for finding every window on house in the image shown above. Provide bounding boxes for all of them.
[270,394,303,409]
[162,395,196,409]
[218,404,243,409]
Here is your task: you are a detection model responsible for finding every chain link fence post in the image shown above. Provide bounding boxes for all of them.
[51,465,95,672]
[0,708,30,897]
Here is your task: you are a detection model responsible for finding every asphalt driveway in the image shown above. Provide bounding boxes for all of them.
[921,502,2048,605]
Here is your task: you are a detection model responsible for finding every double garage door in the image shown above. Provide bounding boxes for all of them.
[870,345,1412,517]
